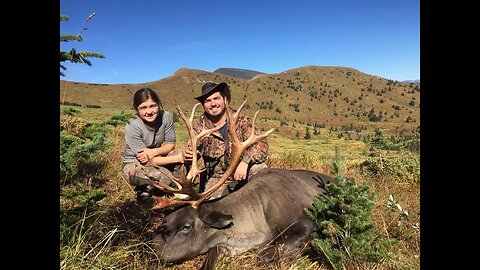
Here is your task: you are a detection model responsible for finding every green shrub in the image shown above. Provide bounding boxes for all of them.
[60,109,129,185]
[305,179,390,269]
[60,130,111,184]
[305,147,391,269]
[360,152,420,184]
[367,128,419,152]
[103,110,135,126]
[61,105,82,116]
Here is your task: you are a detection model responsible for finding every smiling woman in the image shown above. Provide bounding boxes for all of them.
[122,87,184,202]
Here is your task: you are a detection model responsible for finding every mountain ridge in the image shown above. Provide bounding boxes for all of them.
[214,68,266,80]
[60,65,420,136]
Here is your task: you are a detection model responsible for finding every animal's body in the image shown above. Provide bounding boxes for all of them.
[153,167,337,264]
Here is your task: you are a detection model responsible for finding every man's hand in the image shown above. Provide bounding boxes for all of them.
[182,146,194,162]
[136,148,156,164]
[234,161,249,181]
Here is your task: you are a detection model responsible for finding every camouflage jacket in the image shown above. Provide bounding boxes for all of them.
[191,110,269,181]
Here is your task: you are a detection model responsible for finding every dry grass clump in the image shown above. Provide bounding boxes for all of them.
[267,151,326,172]
[61,114,88,135]
[347,163,420,269]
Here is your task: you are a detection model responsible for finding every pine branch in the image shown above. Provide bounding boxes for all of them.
[80,52,105,59]
[60,12,104,77]
[61,34,83,42]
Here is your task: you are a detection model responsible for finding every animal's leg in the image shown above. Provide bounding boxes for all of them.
[257,245,280,265]
[276,218,314,249]
[199,247,219,270]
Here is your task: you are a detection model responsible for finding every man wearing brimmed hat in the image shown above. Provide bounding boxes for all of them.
[182,81,269,200]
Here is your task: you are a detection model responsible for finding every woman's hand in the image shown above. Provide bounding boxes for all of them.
[136,148,156,164]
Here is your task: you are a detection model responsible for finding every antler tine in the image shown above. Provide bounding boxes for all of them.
[177,104,221,181]
[176,105,197,180]
[148,105,221,210]
[151,169,210,211]
[176,105,200,181]
[143,158,184,190]
[233,99,248,119]
[141,166,198,197]
[189,103,201,123]
[231,99,274,147]
[151,196,207,210]
[242,110,275,148]
[192,100,274,208]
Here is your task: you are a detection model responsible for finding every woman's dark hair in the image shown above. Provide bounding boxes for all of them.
[133,88,163,111]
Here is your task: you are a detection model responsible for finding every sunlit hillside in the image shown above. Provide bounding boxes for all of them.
[60,65,420,138]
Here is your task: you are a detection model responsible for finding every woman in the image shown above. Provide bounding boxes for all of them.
[122,87,182,201]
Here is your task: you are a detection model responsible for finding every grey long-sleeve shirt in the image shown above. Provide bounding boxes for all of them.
[122,111,176,164]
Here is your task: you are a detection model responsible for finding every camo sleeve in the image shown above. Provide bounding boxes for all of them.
[236,114,269,164]
[191,113,269,166]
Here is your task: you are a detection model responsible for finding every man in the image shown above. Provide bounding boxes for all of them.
[183,81,269,200]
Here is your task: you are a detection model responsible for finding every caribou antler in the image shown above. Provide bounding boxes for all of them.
[147,100,274,210]
[192,99,274,207]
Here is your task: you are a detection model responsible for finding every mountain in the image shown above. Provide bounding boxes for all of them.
[60,66,420,136]
[214,68,266,80]
[401,79,420,85]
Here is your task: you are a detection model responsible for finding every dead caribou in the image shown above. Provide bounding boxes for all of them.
[144,100,337,268]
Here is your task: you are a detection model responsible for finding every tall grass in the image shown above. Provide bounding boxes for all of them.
[59,108,420,269]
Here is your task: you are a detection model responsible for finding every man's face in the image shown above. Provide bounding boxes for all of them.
[202,92,226,117]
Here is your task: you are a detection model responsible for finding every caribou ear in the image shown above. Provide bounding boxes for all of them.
[199,209,233,229]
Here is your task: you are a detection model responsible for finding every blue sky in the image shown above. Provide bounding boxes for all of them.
[60,0,419,84]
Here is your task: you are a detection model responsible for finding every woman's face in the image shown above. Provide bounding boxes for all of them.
[137,98,159,124]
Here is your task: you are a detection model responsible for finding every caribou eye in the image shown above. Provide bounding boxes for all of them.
[180,224,191,233]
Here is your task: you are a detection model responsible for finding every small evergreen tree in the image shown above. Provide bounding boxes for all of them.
[305,127,311,140]
[60,110,133,185]
[369,128,387,148]
[305,146,390,269]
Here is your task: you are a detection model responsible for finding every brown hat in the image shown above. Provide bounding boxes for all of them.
[194,82,231,103]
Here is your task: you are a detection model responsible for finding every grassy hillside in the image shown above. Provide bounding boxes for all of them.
[60,66,420,269]
[60,65,420,138]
